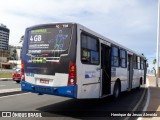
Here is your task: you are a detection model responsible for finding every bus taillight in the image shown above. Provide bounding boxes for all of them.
[68,62,77,86]
[21,61,25,81]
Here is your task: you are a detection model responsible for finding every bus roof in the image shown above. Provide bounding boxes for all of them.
[76,23,146,59]
[26,22,146,59]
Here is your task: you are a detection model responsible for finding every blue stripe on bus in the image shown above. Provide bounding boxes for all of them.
[20,81,77,98]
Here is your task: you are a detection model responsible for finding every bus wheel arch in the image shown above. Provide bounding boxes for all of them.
[113,79,121,99]
[137,77,142,89]
[140,77,143,85]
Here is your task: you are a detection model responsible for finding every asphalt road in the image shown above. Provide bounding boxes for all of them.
[0,80,21,89]
[0,84,147,120]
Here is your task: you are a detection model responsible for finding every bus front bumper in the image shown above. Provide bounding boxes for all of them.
[20,81,77,98]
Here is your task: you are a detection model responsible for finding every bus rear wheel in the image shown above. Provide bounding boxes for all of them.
[113,82,120,99]
[16,81,20,83]
[137,78,142,89]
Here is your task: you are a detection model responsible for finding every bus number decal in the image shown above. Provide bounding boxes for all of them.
[56,24,68,28]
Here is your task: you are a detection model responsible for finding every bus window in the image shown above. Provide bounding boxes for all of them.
[111,46,119,67]
[81,34,87,49]
[141,58,144,69]
[120,49,127,68]
[137,57,140,69]
[81,33,99,65]
[27,27,72,61]
[133,55,137,69]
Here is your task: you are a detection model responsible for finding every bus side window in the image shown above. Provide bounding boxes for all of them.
[137,57,140,69]
[133,55,137,69]
[111,46,119,67]
[120,49,127,68]
[81,33,99,65]
[140,58,144,70]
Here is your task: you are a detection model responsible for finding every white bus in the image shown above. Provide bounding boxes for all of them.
[21,23,147,99]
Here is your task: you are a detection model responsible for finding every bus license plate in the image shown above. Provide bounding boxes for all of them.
[40,79,49,84]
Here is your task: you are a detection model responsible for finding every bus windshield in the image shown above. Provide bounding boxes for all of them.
[27,27,72,58]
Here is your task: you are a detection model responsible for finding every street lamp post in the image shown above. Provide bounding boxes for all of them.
[156,0,160,87]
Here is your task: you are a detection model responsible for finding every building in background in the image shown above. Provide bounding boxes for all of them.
[9,45,17,60]
[0,24,10,68]
[8,45,22,68]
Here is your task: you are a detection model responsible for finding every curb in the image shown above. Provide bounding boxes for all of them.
[0,91,27,97]
[0,88,27,97]
[0,78,12,81]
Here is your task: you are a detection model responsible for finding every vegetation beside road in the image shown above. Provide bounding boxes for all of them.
[0,73,12,78]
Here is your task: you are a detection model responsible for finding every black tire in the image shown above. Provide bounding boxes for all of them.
[113,82,120,99]
[16,81,20,83]
[137,79,141,90]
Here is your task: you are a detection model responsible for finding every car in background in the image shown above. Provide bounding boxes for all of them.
[12,68,21,83]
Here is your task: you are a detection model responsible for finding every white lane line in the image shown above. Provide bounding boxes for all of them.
[0,92,30,99]
[124,79,149,120]
[137,78,150,120]
[0,85,6,87]
[132,79,148,111]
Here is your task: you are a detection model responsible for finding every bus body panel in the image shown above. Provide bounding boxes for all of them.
[21,81,77,98]
[25,73,68,86]
[114,67,128,92]
[76,25,101,99]
[76,64,101,99]
[132,69,141,88]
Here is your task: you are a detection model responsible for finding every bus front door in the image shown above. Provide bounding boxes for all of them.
[101,44,111,96]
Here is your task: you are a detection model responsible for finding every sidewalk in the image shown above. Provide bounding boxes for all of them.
[0,78,22,96]
[142,76,160,120]
[0,78,12,81]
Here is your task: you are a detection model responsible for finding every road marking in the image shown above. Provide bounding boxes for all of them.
[0,85,6,87]
[137,78,150,120]
[0,92,30,99]
[124,78,149,120]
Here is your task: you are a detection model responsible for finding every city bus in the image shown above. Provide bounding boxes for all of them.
[21,23,147,99]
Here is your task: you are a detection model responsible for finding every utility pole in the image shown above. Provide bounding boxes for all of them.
[156,0,160,87]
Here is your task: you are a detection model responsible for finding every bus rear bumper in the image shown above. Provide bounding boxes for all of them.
[20,81,77,98]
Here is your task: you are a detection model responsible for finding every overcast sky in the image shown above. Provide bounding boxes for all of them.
[0,0,158,68]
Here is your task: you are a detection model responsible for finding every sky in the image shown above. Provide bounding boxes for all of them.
[0,0,158,69]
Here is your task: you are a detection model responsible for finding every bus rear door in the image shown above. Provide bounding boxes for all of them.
[101,43,111,97]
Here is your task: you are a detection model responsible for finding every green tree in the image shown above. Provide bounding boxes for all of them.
[12,49,17,60]
[19,35,24,43]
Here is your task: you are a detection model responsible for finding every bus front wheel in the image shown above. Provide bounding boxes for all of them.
[113,82,121,99]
